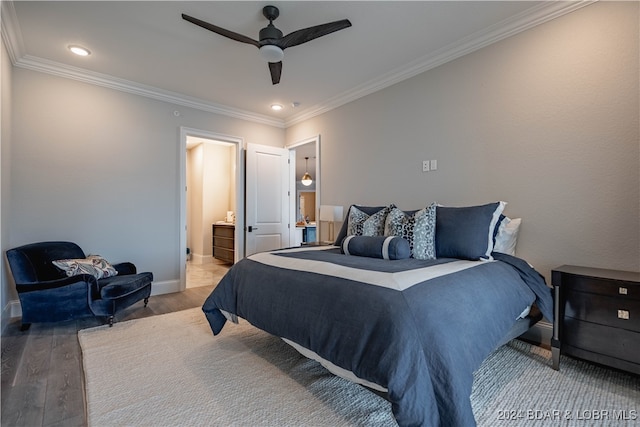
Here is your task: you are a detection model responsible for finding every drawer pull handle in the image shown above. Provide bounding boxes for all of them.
[619,287,628,295]
[617,310,630,320]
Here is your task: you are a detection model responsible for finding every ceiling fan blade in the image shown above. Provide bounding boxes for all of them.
[268,62,282,85]
[182,14,260,48]
[277,19,352,49]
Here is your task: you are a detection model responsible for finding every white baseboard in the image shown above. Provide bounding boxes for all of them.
[190,253,213,265]
[150,279,181,295]
[8,300,21,318]
[1,301,19,335]
[3,280,183,322]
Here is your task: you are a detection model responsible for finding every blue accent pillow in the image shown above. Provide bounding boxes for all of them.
[436,202,506,260]
[341,235,410,260]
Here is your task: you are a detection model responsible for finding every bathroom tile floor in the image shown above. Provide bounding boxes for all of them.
[186,259,230,289]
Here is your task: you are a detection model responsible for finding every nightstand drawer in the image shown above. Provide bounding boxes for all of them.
[565,290,640,332]
[565,277,640,300]
[563,319,640,365]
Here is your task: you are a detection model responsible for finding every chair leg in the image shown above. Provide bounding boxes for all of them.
[108,316,114,327]
[144,297,149,307]
[20,323,31,331]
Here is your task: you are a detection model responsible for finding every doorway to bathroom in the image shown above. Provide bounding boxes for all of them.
[182,130,241,289]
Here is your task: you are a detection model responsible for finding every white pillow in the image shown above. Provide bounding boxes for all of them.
[493,217,521,256]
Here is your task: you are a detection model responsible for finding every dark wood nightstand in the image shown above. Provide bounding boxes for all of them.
[551,265,640,375]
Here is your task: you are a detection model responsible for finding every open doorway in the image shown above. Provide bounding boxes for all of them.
[185,137,236,288]
[287,135,320,246]
[179,127,243,291]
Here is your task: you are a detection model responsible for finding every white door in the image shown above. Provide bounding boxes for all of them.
[245,143,290,256]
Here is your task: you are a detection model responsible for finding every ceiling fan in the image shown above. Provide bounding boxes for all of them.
[182,5,352,85]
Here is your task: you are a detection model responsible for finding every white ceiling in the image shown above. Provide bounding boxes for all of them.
[3,1,590,128]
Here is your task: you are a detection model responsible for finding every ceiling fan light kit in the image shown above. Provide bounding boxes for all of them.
[259,45,284,63]
[182,5,351,85]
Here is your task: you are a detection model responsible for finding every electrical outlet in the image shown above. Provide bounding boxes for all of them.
[422,160,430,172]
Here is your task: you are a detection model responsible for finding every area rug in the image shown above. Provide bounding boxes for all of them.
[79,309,640,427]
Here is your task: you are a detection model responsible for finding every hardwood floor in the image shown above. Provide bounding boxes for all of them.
[1,285,215,427]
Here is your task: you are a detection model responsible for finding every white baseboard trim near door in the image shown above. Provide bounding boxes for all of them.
[190,253,213,265]
[150,279,181,295]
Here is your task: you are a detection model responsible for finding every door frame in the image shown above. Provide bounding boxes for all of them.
[286,134,320,246]
[179,126,244,292]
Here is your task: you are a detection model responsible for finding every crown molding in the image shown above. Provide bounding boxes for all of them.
[3,0,595,130]
[284,1,596,128]
[1,0,25,64]
[14,55,286,128]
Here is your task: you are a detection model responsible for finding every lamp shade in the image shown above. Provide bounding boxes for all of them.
[319,205,344,222]
[259,45,284,63]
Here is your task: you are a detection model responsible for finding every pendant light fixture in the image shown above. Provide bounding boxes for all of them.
[301,157,313,186]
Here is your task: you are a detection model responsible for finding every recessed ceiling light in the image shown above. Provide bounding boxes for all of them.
[270,104,283,111]
[68,45,91,56]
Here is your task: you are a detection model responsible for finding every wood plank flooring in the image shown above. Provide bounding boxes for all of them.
[1,285,215,427]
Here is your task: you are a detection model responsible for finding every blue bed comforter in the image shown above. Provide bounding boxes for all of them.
[202,246,553,427]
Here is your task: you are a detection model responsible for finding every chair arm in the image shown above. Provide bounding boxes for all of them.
[113,262,137,275]
[16,274,97,293]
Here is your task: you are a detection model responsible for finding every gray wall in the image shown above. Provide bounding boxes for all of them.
[286,2,640,279]
[2,65,284,324]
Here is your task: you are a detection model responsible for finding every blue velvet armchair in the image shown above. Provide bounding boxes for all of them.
[6,241,153,329]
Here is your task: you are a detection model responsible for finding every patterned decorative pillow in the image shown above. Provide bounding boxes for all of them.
[347,205,393,237]
[52,255,118,279]
[384,203,437,260]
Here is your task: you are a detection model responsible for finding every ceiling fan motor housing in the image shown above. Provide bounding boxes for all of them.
[259,25,282,42]
[260,5,282,42]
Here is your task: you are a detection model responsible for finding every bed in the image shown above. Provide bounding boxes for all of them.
[202,202,554,426]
